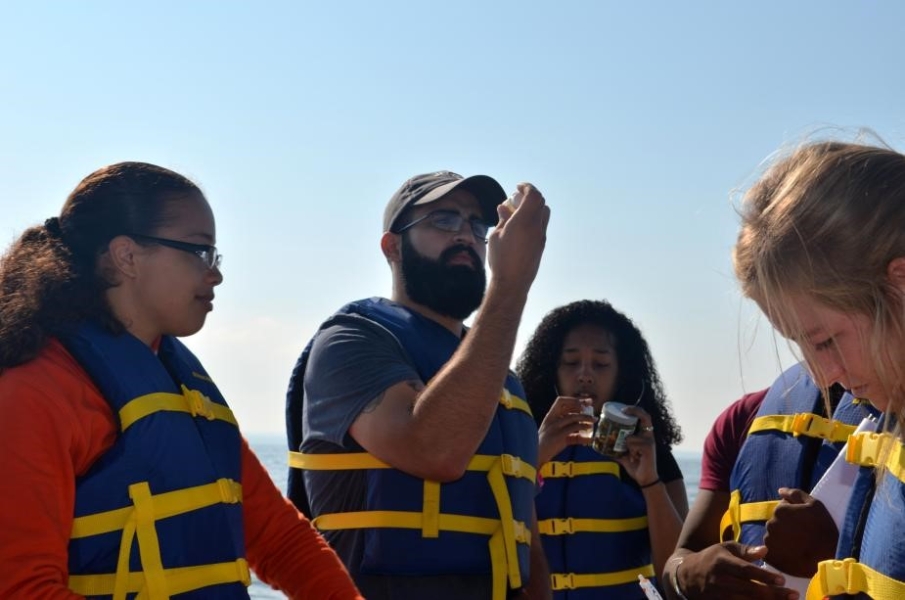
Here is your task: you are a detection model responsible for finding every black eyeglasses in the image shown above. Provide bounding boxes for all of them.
[128,234,222,270]
[393,210,490,243]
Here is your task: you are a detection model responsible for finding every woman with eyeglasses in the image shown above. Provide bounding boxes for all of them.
[516,300,687,599]
[0,162,362,599]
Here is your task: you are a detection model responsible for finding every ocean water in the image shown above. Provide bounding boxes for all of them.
[245,434,703,599]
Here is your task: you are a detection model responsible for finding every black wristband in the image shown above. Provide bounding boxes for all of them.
[639,478,661,490]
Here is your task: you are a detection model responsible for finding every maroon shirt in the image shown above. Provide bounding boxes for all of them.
[699,389,768,492]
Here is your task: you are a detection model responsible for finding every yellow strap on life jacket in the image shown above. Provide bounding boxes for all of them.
[540,460,620,479]
[719,489,779,542]
[806,557,905,600]
[289,451,537,482]
[498,388,533,418]
[130,482,167,598]
[538,515,648,535]
[71,478,242,538]
[68,559,251,597]
[847,431,905,484]
[119,385,237,432]
[311,510,531,542]
[748,412,855,443]
[70,479,244,599]
[310,452,534,600]
[550,564,655,591]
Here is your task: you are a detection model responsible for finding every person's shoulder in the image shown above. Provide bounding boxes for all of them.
[1,339,93,392]
[0,339,104,418]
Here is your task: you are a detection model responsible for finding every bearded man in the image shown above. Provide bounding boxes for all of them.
[286,171,551,600]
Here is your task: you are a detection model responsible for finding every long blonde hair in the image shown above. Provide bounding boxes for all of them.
[733,140,905,422]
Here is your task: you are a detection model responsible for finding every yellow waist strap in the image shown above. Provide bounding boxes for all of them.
[68,558,251,597]
[807,557,905,600]
[72,478,242,538]
[290,451,536,482]
[719,489,778,542]
[551,565,655,591]
[538,516,648,535]
[540,460,620,479]
[312,509,530,543]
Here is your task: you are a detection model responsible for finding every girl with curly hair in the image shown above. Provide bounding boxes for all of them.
[516,299,686,599]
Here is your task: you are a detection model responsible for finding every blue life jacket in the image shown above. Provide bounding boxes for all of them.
[536,445,653,599]
[807,421,905,600]
[61,322,250,599]
[286,298,538,600]
[724,363,872,545]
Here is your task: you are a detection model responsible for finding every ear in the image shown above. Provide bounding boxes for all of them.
[107,235,141,279]
[888,257,905,294]
[380,231,402,263]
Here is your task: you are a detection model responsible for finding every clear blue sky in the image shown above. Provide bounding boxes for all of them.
[3,1,903,450]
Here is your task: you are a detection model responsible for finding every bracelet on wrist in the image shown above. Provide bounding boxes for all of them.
[671,557,690,600]
[639,477,661,489]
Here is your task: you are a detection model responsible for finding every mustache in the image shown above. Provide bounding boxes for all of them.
[439,244,482,268]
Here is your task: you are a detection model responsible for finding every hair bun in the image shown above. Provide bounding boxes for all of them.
[43,217,63,239]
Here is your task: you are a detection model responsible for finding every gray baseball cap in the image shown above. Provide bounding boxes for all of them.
[384,170,506,232]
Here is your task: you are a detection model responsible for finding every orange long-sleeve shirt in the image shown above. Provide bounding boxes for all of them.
[0,339,363,600]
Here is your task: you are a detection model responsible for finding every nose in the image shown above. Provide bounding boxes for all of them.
[453,223,478,246]
[809,353,845,389]
[207,265,224,286]
[577,363,594,385]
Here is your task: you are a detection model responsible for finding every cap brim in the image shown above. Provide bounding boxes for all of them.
[409,174,506,226]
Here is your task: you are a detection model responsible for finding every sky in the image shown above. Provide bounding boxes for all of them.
[2,1,904,451]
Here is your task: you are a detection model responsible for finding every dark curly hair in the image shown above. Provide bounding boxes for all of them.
[516,299,682,447]
[0,162,201,371]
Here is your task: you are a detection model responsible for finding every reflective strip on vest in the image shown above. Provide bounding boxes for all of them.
[720,489,779,542]
[748,412,856,443]
[807,557,905,600]
[119,385,238,431]
[550,564,655,591]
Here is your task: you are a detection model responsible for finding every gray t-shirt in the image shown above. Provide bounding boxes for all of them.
[301,312,500,600]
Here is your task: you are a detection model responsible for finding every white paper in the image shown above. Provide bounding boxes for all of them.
[763,416,879,594]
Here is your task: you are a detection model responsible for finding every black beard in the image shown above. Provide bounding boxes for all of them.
[400,234,486,320]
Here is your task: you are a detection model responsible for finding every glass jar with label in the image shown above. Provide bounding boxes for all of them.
[591,401,639,457]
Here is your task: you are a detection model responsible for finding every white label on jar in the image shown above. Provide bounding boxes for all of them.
[613,428,632,453]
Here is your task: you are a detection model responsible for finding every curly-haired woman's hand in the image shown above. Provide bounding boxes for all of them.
[537,396,594,466]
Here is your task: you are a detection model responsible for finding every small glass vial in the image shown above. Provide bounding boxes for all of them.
[504,190,523,210]
[592,401,639,457]
[578,402,595,440]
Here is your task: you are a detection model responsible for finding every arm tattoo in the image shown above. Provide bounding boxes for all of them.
[362,380,424,415]
[406,380,424,415]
